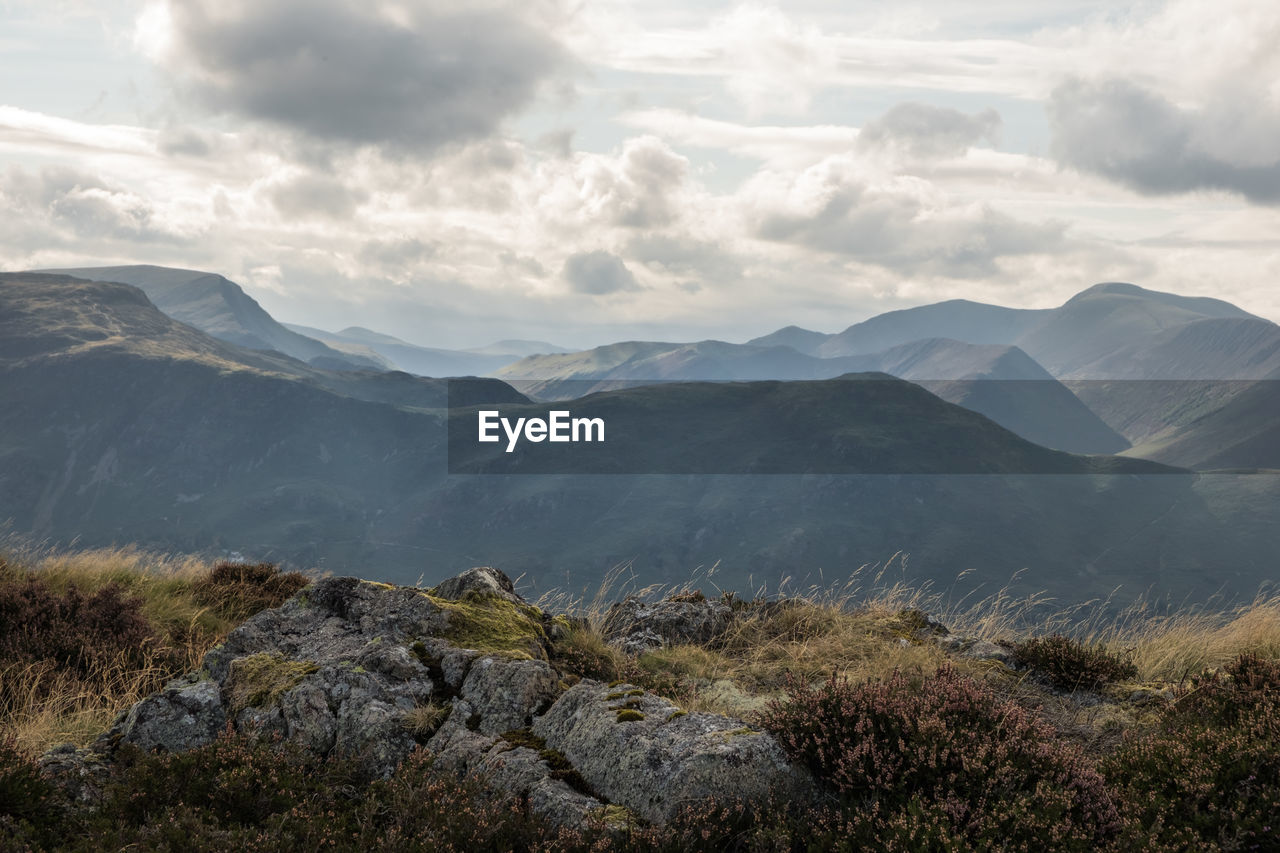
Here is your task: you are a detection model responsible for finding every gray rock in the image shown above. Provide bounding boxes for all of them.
[38,744,110,806]
[461,657,562,735]
[117,675,225,753]
[432,566,523,605]
[602,596,734,655]
[939,635,1013,663]
[532,680,812,824]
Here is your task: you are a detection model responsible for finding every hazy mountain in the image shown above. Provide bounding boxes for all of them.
[813,300,1048,358]
[1014,283,1260,377]
[285,324,537,377]
[464,339,569,357]
[450,374,1154,476]
[498,337,1127,454]
[753,282,1268,380]
[4,271,1279,605]
[39,265,386,371]
[745,325,830,354]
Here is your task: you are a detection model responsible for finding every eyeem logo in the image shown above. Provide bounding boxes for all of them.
[478,410,605,453]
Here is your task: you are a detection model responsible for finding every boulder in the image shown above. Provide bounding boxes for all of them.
[113,674,225,753]
[532,680,812,824]
[602,596,734,655]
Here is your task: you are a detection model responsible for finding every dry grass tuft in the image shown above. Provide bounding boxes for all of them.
[0,545,310,753]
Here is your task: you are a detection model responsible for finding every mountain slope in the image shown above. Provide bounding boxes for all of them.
[3,272,1278,605]
[286,324,533,377]
[815,299,1048,358]
[1013,283,1260,377]
[39,264,386,371]
[498,337,1127,454]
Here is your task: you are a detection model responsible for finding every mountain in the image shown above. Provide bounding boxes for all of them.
[1013,283,1260,377]
[811,300,1048,358]
[39,264,386,371]
[465,339,570,357]
[449,373,1155,475]
[745,325,830,354]
[498,337,1127,454]
[4,271,1279,605]
[285,324,536,377]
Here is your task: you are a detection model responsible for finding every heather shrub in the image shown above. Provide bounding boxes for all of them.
[757,666,1122,850]
[0,735,59,850]
[1012,633,1137,691]
[0,574,171,690]
[1105,653,1280,850]
[192,561,309,622]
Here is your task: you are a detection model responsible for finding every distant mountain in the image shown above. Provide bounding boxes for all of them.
[286,325,538,377]
[1013,283,1259,377]
[498,337,1127,454]
[812,300,1048,358]
[38,265,386,371]
[746,325,830,354]
[465,339,569,357]
[4,271,1279,606]
[753,282,1268,380]
[450,374,1154,476]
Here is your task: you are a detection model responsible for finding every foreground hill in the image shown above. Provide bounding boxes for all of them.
[3,552,1278,851]
[39,264,387,371]
[2,273,1277,603]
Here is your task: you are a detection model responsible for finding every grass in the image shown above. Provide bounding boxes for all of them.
[2,547,1280,850]
[0,544,307,753]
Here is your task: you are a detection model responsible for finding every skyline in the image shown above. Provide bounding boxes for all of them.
[1,0,1278,349]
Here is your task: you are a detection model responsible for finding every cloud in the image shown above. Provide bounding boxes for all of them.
[625,234,743,283]
[136,0,568,154]
[563,250,640,294]
[746,157,1066,278]
[857,102,1001,159]
[0,166,183,243]
[268,173,368,220]
[1048,77,1280,205]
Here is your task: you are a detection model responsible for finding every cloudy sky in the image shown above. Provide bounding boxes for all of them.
[1,0,1278,348]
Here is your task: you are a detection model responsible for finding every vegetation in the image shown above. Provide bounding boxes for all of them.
[0,546,306,753]
[4,548,1280,850]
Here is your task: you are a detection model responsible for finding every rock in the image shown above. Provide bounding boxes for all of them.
[432,566,523,605]
[460,657,562,735]
[939,635,1013,664]
[602,596,734,655]
[532,680,812,824]
[116,674,225,753]
[38,744,110,806]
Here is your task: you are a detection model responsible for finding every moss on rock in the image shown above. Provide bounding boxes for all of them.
[226,653,318,711]
[421,591,548,659]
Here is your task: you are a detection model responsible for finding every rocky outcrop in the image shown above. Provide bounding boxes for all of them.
[48,566,814,830]
[602,595,734,655]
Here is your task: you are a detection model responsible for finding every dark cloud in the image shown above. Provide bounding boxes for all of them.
[150,0,567,154]
[563,250,639,294]
[1048,77,1280,204]
[858,102,1002,158]
[268,173,368,220]
[754,169,1065,278]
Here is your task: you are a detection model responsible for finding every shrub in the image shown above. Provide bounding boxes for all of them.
[1012,634,1137,691]
[1105,653,1280,849]
[0,575,167,685]
[757,666,1122,850]
[192,562,309,622]
[0,735,60,849]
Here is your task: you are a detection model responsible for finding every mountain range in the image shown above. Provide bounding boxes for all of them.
[2,266,1279,607]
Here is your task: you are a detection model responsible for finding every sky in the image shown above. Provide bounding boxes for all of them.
[1,0,1278,349]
